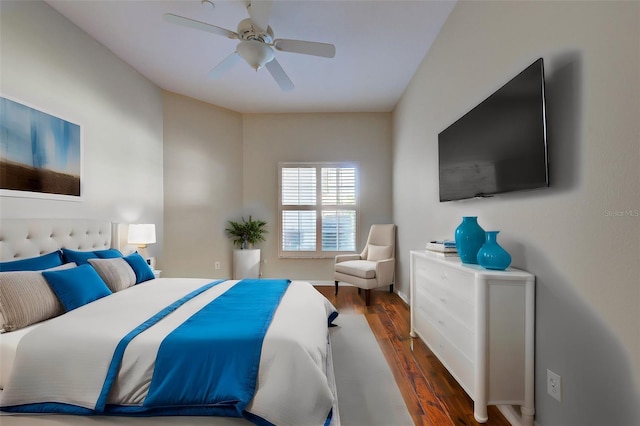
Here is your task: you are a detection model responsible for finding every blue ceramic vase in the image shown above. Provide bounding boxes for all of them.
[477,231,512,270]
[454,216,485,264]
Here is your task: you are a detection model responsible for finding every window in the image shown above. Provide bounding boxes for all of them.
[279,162,358,258]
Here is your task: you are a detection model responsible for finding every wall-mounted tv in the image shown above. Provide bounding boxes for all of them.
[438,58,549,202]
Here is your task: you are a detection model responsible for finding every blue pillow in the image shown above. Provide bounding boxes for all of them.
[95,249,123,259]
[42,264,112,311]
[61,248,98,265]
[0,251,63,272]
[123,252,155,284]
[62,248,122,265]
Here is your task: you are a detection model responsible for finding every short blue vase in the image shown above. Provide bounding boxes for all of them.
[477,231,512,270]
[454,216,485,264]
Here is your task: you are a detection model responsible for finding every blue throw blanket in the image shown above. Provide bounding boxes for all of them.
[107,279,291,418]
[144,279,291,415]
[96,279,227,412]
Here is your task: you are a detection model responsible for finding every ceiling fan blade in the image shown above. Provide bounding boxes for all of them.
[265,58,294,91]
[273,39,335,58]
[208,52,241,78]
[163,13,238,39]
[247,0,273,33]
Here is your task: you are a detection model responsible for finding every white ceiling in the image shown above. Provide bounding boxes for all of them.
[46,0,455,114]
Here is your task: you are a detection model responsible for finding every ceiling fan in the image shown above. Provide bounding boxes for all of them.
[163,0,336,91]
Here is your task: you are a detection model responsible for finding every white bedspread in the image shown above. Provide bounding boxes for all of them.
[0,279,337,426]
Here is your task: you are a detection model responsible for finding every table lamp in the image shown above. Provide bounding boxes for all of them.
[127,223,156,261]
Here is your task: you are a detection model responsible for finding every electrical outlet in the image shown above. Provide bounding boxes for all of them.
[214,261,221,270]
[547,369,562,402]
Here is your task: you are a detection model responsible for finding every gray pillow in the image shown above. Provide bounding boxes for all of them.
[0,263,75,332]
[88,258,136,292]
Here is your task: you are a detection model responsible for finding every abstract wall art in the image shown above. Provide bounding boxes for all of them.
[0,97,81,198]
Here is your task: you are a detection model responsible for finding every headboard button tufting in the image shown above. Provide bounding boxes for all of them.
[0,219,113,261]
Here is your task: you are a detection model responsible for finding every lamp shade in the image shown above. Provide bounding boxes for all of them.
[128,224,156,245]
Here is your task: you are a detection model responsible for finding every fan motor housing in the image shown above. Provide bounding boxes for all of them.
[237,18,273,43]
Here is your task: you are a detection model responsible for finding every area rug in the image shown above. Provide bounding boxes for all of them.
[330,313,414,426]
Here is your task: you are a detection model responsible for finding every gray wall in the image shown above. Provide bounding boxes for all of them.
[242,113,393,280]
[162,107,393,280]
[0,1,164,260]
[392,1,640,425]
[162,92,243,278]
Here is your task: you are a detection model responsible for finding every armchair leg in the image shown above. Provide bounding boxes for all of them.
[334,281,339,296]
[365,289,371,306]
[390,284,394,293]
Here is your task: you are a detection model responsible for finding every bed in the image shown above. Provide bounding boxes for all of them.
[0,219,339,426]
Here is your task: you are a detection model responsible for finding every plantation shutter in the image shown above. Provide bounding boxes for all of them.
[279,163,358,258]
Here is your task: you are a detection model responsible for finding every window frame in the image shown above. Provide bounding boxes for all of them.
[278,161,359,259]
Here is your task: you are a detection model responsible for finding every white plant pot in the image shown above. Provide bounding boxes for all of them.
[233,249,260,279]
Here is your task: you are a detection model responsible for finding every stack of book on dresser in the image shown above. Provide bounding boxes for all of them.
[425,240,459,257]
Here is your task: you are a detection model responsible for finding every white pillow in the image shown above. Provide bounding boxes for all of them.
[367,244,392,261]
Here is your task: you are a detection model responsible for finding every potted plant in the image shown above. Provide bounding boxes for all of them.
[225,216,267,249]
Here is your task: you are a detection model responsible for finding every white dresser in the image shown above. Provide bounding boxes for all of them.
[409,250,535,426]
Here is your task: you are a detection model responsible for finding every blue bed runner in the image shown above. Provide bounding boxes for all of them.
[96,279,226,411]
[141,279,290,417]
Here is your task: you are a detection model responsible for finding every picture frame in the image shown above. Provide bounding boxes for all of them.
[0,95,82,201]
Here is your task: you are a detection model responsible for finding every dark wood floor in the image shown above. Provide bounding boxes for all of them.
[315,285,511,426]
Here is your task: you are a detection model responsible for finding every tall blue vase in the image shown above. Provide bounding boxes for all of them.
[477,231,512,270]
[454,216,485,264]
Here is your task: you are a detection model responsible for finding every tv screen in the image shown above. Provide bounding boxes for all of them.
[438,58,549,202]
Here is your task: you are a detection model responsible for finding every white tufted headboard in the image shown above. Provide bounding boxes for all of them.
[0,219,112,261]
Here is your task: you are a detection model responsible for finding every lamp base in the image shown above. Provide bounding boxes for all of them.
[136,245,149,261]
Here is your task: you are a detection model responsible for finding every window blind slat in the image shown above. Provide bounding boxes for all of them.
[322,210,356,251]
[322,167,355,205]
[282,168,316,205]
[281,210,316,251]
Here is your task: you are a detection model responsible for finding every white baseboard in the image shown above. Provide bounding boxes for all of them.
[497,404,534,426]
[314,281,408,304]
[311,280,335,286]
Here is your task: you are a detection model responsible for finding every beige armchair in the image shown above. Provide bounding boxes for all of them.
[334,224,396,305]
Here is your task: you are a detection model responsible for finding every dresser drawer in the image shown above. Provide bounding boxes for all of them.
[415,266,475,329]
[414,309,474,395]
[437,333,475,397]
[415,256,474,301]
[416,284,474,358]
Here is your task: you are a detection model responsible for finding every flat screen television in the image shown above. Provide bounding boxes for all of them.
[438,58,549,202]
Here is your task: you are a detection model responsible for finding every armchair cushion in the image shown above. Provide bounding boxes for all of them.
[334,260,377,279]
[367,244,392,261]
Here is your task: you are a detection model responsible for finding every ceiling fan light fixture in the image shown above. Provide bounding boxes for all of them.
[237,40,274,70]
